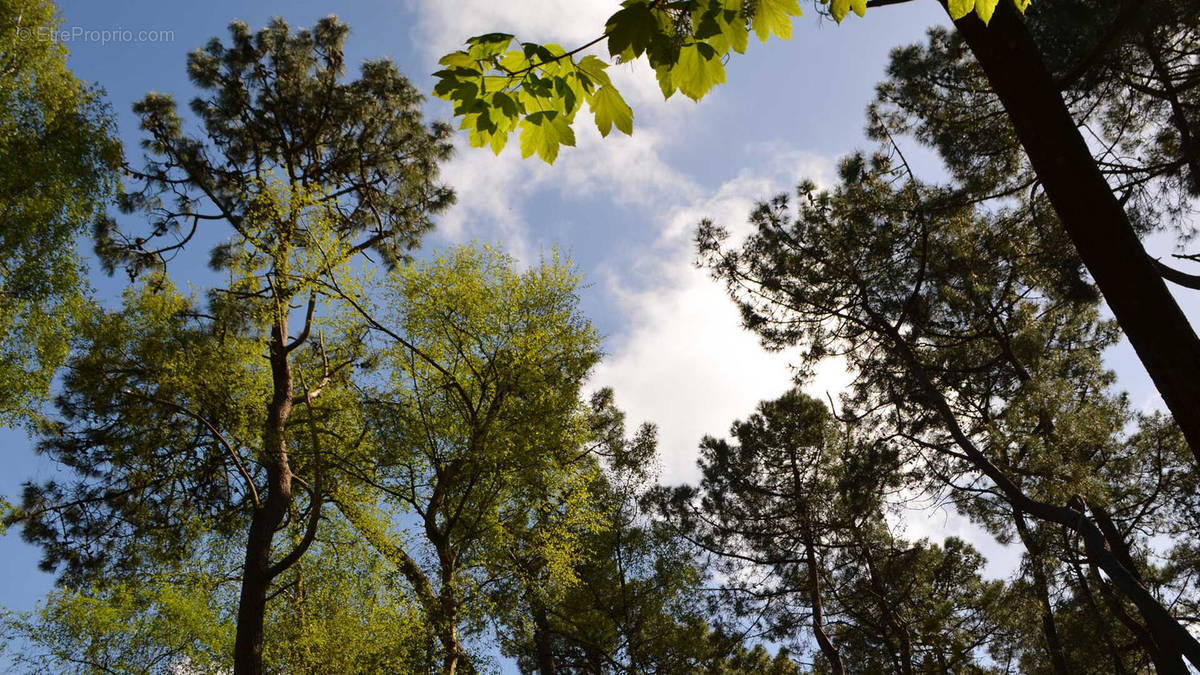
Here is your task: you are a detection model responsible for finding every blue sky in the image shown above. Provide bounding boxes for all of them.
[2,0,1186,666]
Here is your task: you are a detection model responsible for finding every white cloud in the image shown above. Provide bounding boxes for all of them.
[400,0,848,488]
[886,494,1021,580]
[404,0,619,60]
[590,151,849,485]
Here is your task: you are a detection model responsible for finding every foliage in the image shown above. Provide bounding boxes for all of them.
[2,578,231,675]
[7,16,454,675]
[433,0,1032,164]
[696,148,1200,667]
[2,518,439,674]
[325,243,606,672]
[0,0,120,424]
[660,389,1009,671]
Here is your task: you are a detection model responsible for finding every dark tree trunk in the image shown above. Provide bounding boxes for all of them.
[533,602,558,675]
[233,325,295,675]
[947,0,1200,467]
[871,311,1200,668]
[860,539,914,675]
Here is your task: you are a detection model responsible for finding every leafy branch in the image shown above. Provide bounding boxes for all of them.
[434,0,1031,164]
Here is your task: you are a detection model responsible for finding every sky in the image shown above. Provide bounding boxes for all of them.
[2,0,1190,666]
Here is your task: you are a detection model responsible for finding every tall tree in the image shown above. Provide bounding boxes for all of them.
[659,388,1009,672]
[9,16,453,675]
[0,0,119,424]
[697,151,1200,668]
[331,244,606,674]
[495,389,758,674]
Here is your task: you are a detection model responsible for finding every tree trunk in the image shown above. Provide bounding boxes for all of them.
[863,548,914,675]
[233,324,295,675]
[788,448,845,675]
[947,0,1200,467]
[871,310,1200,668]
[1011,511,1069,675]
[533,602,558,675]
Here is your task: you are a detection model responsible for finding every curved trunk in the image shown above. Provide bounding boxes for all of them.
[870,307,1200,668]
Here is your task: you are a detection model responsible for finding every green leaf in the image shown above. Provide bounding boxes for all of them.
[947,0,975,19]
[466,33,515,61]
[576,55,614,88]
[752,0,803,42]
[489,128,508,154]
[438,51,476,69]
[655,65,676,99]
[591,85,633,137]
[499,49,530,74]
[830,0,850,22]
[491,91,521,122]
[850,0,867,17]
[672,43,726,101]
[707,2,750,55]
[519,111,571,163]
[606,2,657,59]
[974,0,1000,23]
[693,8,724,40]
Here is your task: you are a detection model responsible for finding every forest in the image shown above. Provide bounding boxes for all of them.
[1,0,1199,672]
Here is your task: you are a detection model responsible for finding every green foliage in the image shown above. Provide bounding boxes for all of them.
[336,243,609,670]
[3,519,440,674]
[7,17,455,674]
[661,388,1008,671]
[435,0,1034,163]
[13,279,266,583]
[100,16,454,278]
[693,134,1199,666]
[0,0,120,424]
[2,575,232,674]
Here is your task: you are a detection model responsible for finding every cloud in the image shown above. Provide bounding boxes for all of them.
[888,497,1021,580]
[403,0,619,60]
[400,0,848,487]
[590,151,849,485]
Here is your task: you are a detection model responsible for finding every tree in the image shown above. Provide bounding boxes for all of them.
[658,389,1009,672]
[8,16,453,675]
[434,0,1200,471]
[1,516,440,674]
[0,0,120,424]
[330,244,608,674]
[696,150,1200,668]
[496,389,748,674]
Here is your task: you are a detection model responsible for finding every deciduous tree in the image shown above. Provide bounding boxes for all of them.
[0,0,120,424]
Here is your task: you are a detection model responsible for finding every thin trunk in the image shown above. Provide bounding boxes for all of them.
[852,522,914,675]
[1087,562,1183,673]
[435,533,469,674]
[1011,511,1069,675]
[868,308,1200,668]
[802,525,844,675]
[947,0,1200,467]
[1068,555,1131,675]
[1090,504,1189,672]
[789,448,845,675]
